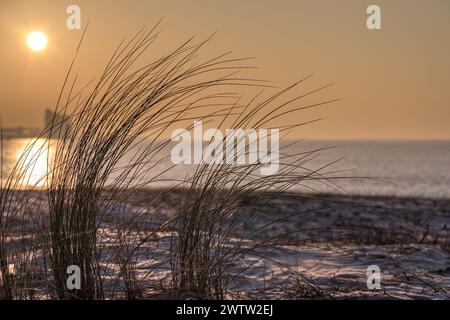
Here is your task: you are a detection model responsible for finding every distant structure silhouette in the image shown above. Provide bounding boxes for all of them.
[45,109,70,137]
[1,109,70,138]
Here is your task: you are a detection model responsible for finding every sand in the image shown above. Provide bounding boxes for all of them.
[2,190,449,299]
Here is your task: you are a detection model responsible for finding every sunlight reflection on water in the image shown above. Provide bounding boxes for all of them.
[1,138,449,198]
[1,138,55,188]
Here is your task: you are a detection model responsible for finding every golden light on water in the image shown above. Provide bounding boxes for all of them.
[26,31,48,52]
[12,138,54,188]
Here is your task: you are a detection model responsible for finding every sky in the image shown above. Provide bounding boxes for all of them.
[0,0,449,140]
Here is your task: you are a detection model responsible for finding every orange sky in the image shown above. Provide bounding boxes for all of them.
[1,0,449,140]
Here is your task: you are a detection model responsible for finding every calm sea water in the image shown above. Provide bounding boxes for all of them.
[2,138,449,199]
[296,140,450,199]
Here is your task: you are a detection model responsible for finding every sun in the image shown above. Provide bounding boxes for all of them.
[26,31,48,52]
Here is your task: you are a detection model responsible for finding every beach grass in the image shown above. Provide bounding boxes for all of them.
[0,25,357,300]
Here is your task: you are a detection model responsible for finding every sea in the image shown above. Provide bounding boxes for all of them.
[1,138,449,199]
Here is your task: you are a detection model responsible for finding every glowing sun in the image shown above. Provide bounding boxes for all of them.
[26,31,48,52]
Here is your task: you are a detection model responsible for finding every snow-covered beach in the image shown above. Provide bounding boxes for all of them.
[3,189,449,299]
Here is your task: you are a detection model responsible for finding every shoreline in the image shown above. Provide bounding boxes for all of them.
[9,186,450,200]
